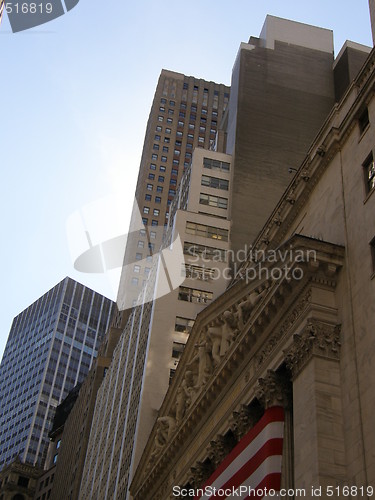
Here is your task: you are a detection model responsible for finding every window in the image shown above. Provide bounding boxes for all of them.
[201,175,229,190]
[169,369,176,385]
[160,166,166,172]
[161,156,167,162]
[53,454,58,464]
[184,263,216,280]
[166,128,171,134]
[147,183,153,191]
[169,189,176,196]
[142,218,148,225]
[169,100,175,106]
[131,278,139,286]
[150,231,156,239]
[203,157,230,172]
[135,253,142,260]
[155,196,161,203]
[139,229,146,236]
[158,116,163,122]
[143,207,150,214]
[144,267,151,275]
[200,193,228,209]
[156,125,162,132]
[153,144,159,150]
[368,236,375,275]
[159,106,165,112]
[17,476,29,488]
[359,108,370,134]
[160,98,166,104]
[150,164,156,170]
[158,176,165,182]
[145,194,151,201]
[164,137,170,143]
[152,153,158,160]
[148,173,155,180]
[154,134,161,141]
[162,146,169,152]
[153,209,160,216]
[167,117,173,124]
[152,220,158,226]
[189,123,195,129]
[175,316,195,334]
[178,121,184,127]
[185,222,229,241]
[171,168,178,175]
[148,243,155,251]
[138,240,144,248]
[156,186,163,193]
[183,242,226,261]
[363,153,375,194]
[172,341,185,359]
[134,265,141,273]
[178,286,213,304]
[198,137,205,143]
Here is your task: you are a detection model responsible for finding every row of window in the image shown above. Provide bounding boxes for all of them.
[185,222,229,241]
[178,286,213,304]
[203,157,230,172]
[201,175,229,191]
[199,193,228,209]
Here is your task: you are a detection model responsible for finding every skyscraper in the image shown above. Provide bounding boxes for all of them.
[0,277,114,470]
[116,70,230,313]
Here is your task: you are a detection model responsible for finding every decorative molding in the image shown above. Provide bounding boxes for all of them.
[285,319,341,379]
[230,404,263,441]
[255,287,311,369]
[207,433,237,468]
[255,370,292,410]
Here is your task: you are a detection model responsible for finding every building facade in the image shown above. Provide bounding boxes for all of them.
[0,277,114,470]
[130,41,375,500]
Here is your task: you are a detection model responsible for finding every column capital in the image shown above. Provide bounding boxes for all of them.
[285,320,341,379]
[255,370,292,409]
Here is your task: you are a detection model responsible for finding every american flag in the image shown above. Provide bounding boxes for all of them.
[195,406,284,499]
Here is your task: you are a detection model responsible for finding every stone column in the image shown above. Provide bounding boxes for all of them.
[256,370,294,498]
[285,320,346,492]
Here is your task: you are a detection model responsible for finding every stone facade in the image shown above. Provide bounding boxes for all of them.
[130,42,375,500]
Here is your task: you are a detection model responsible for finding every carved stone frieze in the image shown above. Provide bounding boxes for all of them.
[285,320,341,379]
[255,370,292,410]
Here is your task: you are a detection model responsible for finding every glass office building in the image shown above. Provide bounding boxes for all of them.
[0,277,114,469]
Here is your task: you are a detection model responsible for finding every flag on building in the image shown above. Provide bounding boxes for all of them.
[195,406,284,499]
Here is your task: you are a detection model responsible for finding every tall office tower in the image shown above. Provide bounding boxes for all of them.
[370,0,375,43]
[225,16,336,260]
[116,70,230,313]
[0,277,114,470]
[80,147,232,500]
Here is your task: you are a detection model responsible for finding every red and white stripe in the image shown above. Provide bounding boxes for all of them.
[195,406,284,500]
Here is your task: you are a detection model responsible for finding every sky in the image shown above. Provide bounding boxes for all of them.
[0,0,373,360]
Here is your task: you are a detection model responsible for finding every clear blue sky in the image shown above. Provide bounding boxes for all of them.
[0,0,373,360]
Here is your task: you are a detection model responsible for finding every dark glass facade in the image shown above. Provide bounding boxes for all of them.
[0,277,114,469]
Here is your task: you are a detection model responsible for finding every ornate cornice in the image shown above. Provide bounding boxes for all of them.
[285,319,341,379]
